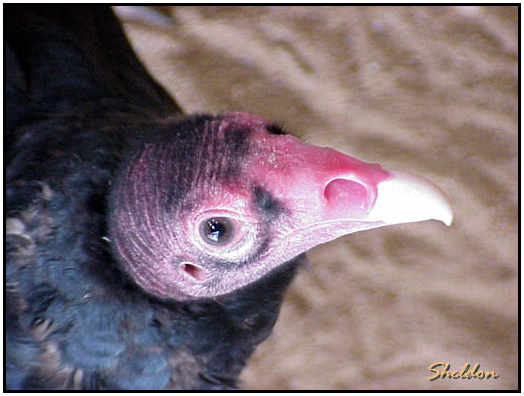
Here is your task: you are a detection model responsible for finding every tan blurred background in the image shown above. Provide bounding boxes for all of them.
[115,6,518,390]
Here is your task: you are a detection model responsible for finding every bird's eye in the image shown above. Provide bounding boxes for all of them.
[200,217,234,245]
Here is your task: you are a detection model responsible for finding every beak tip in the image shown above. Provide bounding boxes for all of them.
[423,179,454,227]
[436,204,454,227]
[369,171,454,228]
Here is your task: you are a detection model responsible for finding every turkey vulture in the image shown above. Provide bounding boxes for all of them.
[5,6,453,390]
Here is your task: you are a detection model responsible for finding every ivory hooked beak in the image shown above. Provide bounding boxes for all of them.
[367,171,453,226]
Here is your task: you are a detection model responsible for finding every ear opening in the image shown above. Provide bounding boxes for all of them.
[180,262,206,282]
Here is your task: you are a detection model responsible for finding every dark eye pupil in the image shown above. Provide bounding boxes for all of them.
[207,221,226,242]
[201,218,233,245]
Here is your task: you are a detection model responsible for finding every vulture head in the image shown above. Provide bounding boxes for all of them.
[110,112,452,301]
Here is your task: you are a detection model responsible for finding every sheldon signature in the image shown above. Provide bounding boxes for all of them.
[428,361,500,381]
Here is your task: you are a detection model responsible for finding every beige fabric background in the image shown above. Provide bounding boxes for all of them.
[115,6,518,390]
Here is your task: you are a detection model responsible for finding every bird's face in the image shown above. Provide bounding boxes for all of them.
[110,113,452,301]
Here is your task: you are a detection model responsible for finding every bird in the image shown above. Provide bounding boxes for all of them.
[5,6,453,390]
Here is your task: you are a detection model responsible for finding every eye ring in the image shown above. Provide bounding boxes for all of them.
[199,217,235,245]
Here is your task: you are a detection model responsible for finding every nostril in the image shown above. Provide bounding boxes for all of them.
[180,262,206,282]
[324,178,370,218]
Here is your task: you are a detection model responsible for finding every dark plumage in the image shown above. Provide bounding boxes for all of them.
[6,6,452,390]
